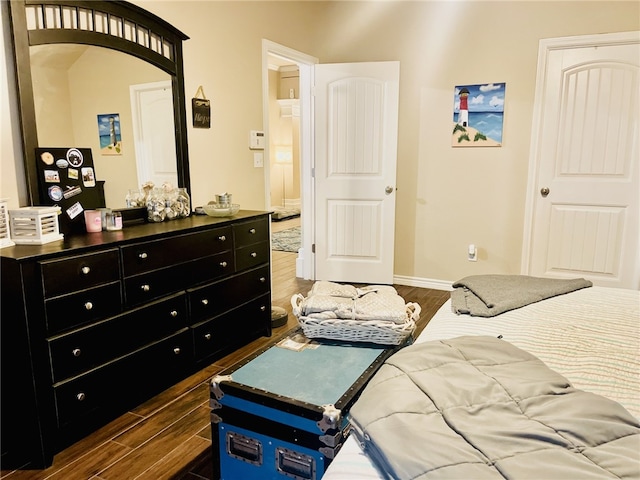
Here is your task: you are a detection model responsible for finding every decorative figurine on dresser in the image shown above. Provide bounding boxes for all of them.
[1,0,272,470]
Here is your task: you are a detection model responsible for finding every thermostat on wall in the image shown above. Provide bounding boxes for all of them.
[249,130,265,150]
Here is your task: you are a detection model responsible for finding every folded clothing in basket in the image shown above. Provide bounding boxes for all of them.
[291,281,421,345]
[293,281,418,324]
[307,281,397,299]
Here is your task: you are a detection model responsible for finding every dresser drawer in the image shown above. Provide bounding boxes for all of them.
[53,329,193,428]
[45,282,122,334]
[49,293,188,382]
[123,251,234,307]
[235,241,270,271]
[189,265,270,323]
[233,218,269,248]
[40,249,120,298]
[121,226,232,277]
[192,293,271,362]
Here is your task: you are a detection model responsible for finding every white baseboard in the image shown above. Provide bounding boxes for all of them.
[393,275,453,291]
[292,266,453,291]
[295,248,304,278]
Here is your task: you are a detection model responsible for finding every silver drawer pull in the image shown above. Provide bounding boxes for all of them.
[72,348,82,357]
[249,228,256,234]
[220,261,228,268]
[84,301,93,311]
[173,347,181,355]
[250,252,257,258]
[141,284,150,292]
[170,310,178,317]
[201,299,209,306]
[218,235,226,241]
[81,266,90,275]
[259,277,266,283]
[204,333,212,341]
[139,252,148,260]
[260,305,266,312]
[76,392,86,402]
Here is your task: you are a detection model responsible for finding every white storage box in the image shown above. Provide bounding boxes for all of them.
[0,199,15,248]
[9,206,64,245]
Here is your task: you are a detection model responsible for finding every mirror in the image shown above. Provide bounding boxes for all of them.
[30,44,177,207]
[8,0,190,209]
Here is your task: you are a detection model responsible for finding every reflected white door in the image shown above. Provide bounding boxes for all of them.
[525,32,639,288]
[314,61,400,284]
[130,81,178,187]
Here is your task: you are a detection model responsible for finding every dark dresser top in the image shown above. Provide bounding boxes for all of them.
[1,210,270,262]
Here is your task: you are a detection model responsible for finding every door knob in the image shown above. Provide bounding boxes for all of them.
[540,187,550,197]
[385,186,395,195]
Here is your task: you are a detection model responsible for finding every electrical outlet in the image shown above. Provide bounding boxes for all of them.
[468,244,477,262]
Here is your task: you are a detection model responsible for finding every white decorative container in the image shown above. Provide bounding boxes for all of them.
[0,199,15,248]
[9,206,64,245]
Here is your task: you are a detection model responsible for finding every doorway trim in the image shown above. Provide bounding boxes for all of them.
[262,40,318,280]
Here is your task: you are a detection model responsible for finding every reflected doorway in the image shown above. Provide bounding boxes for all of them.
[130,80,178,190]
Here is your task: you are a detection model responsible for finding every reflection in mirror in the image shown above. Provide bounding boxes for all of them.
[31,44,178,208]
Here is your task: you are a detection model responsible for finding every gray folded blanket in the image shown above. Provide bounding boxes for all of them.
[451,274,592,317]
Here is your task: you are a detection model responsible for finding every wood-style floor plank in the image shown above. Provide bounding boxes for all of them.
[132,436,211,480]
[130,364,221,418]
[97,405,210,479]
[113,384,209,449]
[1,217,449,480]
[45,442,131,480]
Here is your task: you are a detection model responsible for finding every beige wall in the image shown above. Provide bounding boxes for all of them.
[66,47,168,207]
[31,45,169,207]
[3,1,638,285]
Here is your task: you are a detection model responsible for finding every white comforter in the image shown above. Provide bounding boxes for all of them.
[323,286,640,480]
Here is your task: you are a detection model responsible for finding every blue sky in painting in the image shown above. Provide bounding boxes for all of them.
[97,114,121,135]
[453,83,506,113]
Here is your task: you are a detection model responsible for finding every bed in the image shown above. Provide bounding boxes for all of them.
[322,285,640,479]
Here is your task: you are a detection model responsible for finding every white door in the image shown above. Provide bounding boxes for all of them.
[523,32,639,289]
[130,81,178,187]
[314,61,400,284]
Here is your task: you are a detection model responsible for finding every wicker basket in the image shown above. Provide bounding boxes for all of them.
[291,293,420,345]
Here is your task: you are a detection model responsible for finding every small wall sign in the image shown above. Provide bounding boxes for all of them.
[192,85,211,128]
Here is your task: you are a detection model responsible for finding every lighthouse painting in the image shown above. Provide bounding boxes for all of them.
[452,82,505,147]
[97,113,122,155]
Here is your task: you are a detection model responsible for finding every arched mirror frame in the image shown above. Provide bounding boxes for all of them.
[8,0,190,206]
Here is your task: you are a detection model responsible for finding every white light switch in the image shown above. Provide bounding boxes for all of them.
[249,130,265,150]
[253,152,264,168]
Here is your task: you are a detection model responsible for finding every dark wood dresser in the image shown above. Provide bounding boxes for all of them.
[0,211,271,469]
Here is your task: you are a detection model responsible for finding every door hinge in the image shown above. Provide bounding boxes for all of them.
[311,167,315,178]
[312,244,315,253]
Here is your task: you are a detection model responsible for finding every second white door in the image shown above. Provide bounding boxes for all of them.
[524,32,639,289]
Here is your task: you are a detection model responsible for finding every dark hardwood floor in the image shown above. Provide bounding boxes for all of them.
[1,218,449,480]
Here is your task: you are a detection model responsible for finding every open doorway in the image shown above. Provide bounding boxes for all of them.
[267,55,301,222]
[262,41,317,280]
